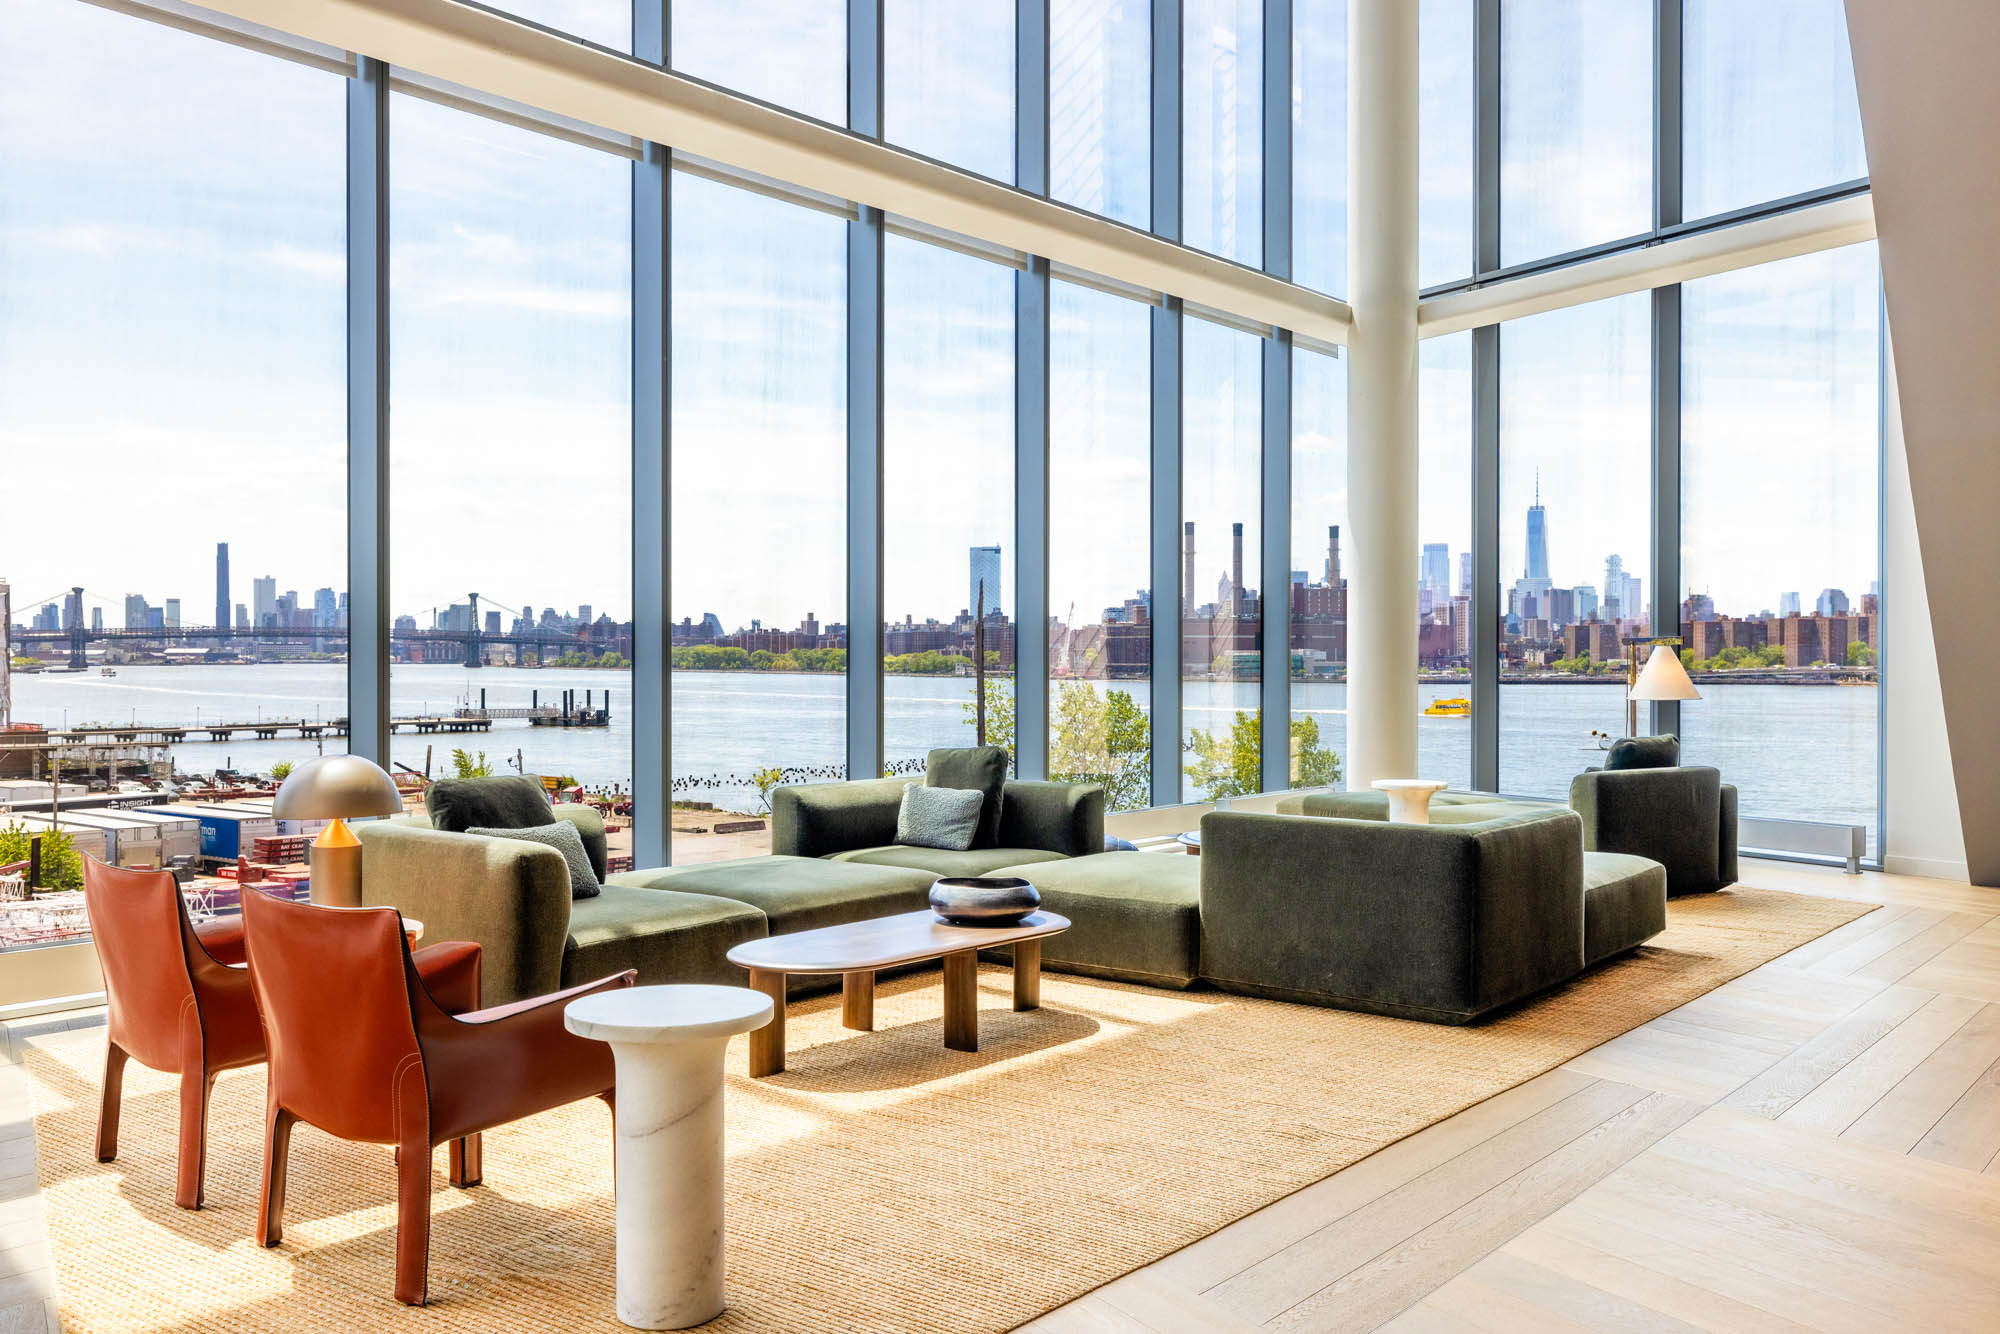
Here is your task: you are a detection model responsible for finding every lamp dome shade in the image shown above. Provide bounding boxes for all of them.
[1629,643,1701,702]
[272,754,404,821]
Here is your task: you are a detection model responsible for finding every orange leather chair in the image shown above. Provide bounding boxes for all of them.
[239,889,634,1305]
[82,857,482,1211]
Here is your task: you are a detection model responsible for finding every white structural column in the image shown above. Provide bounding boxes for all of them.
[1344,0,1421,788]
[564,985,774,1330]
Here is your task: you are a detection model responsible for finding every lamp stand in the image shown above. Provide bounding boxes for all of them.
[309,817,363,908]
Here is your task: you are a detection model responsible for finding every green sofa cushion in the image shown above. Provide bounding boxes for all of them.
[827,845,1070,878]
[925,746,1009,848]
[1581,851,1668,966]
[1274,790,1510,819]
[427,774,554,833]
[563,884,766,988]
[1604,735,1680,770]
[608,854,936,936]
[990,852,1202,988]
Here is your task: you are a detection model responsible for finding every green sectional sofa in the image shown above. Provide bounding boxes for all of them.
[356,763,1666,1022]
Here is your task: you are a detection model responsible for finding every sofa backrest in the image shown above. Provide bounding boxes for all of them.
[1196,808,1586,1021]
[1274,789,1519,821]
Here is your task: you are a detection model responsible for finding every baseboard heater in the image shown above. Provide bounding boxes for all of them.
[1740,816,1867,874]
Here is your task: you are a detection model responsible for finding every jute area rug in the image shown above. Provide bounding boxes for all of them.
[24,886,1870,1333]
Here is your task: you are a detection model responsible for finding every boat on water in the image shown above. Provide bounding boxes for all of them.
[1424,696,1471,717]
[99,667,117,677]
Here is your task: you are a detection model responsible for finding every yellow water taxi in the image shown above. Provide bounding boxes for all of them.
[1424,696,1470,717]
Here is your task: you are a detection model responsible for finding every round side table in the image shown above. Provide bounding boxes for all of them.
[1371,778,1449,824]
[564,984,774,1330]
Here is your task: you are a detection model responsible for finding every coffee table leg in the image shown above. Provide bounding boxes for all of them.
[1013,939,1041,1012]
[943,949,979,1052]
[842,970,875,1031]
[746,968,786,1077]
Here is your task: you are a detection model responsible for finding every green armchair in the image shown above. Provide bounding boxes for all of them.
[1569,764,1738,897]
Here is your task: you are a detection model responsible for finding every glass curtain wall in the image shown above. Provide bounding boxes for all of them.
[388,97,634,846]
[1293,0,1347,295]
[0,0,347,927]
[1419,0,1475,288]
[1417,332,1473,786]
[1496,294,1651,797]
[882,237,1017,774]
[1049,0,1152,229]
[1499,0,1652,266]
[1290,348,1348,787]
[478,0,629,49]
[1682,0,1867,221]
[672,0,847,123]
[1681,244,1881,852]
[670,175,848,857]
[1180,316,1263,800]
[1183,0,1263,265]
[1048,281,1153,810]
[886,0,1017,181]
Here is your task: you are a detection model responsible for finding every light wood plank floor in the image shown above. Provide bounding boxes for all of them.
[1023,862,2000,1334]
[2,863,1992,1334]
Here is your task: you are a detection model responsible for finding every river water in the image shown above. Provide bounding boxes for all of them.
[10,663,1878,851]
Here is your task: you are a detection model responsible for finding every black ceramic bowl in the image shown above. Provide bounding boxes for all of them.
[929,876,1041,926]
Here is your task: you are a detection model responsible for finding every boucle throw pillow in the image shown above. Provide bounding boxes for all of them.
[895,782,985,852]
[467,821,601,900]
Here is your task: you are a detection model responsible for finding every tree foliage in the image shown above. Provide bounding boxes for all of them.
[0,822,82,890]
[448,748,493,780]
[1846,640,1877,667]
[1185,712,1342,801]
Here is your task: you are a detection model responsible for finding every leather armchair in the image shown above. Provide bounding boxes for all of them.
[239,890,635,1305]
[81,858,482,1210]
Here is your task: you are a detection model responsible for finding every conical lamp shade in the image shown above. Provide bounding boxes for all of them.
[1629,643,1701,702]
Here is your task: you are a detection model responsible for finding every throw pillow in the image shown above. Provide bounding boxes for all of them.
[895,783,985,852]
[427,774,556,832]
[466,821,601,900]
[924,745,1008,848]
[1604,735,1681,771]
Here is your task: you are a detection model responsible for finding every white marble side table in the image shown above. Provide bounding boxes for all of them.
[1371,778,1450,824]
[564,984,774,1330]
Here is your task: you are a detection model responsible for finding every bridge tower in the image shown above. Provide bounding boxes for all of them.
[464,591,483,668]
[68,587,87,668]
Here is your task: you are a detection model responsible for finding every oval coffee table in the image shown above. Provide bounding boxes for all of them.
[564,984,774,1330]
[725,909,1071,1077]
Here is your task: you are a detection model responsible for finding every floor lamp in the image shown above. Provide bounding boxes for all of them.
[1627,642,1701,738]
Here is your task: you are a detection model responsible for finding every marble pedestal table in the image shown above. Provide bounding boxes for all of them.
[1371,777,1450,824]
[563,984,774,1330]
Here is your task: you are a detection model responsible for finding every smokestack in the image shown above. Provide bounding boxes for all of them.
[1327,525,1340,586]
[1231,523,1245,617]
[1183,521,1197,615]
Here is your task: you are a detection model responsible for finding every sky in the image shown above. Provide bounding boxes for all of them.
[0,0,1875,639]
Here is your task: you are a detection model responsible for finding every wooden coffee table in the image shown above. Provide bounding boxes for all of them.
[725,909,1071,1076]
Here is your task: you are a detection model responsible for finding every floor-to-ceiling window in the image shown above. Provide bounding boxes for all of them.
[0,0,346,931]
[882,236,1017,774]
[1681,244,1881,853]
[1050,0,1152,229]
[1293,0,1347,295]
[1499,0,1652,266]
[1417,332,1473,786]
[1290,347,1347,788]
[672,0,846,124]
[1183,0,1262,265]
[886,0,1017,181]
[1496,293,1651,797]
[1180,316,1263,799]
[388,96,634,849]
[1683,0,1867,223]
[1048,280,1152,810]
[1420,0,1475,288]
[670,175,847,859]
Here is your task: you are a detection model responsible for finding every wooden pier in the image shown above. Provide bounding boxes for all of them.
[47,715,498,744]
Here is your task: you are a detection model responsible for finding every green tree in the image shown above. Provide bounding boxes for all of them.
[1185,712,1341,801]
[749,649,777,671]
[1047,680,1152,811]
[750,766,788,815]
[448,748,493,780]
[269,761,295,782]
[960,678,1019,764]
[1846,640,1877,667]
[0,822,82,890]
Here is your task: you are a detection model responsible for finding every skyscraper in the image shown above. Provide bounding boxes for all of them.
[252,576,277,628]
[62,587,83,632]
[1421,543,1450,600]
[1778,591,1801,617]
[164,598,180,629]
[1816,588,1850,616]
[1458,551,1473,597]
[1525,471,1549,581]
[969,545,1002,618]
[215,542,230,631]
